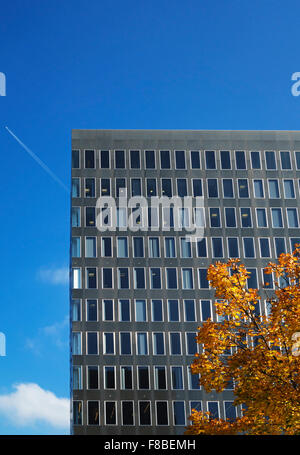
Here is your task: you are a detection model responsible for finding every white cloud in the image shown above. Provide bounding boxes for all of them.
[37,267,69,285]
[0,383,69,429]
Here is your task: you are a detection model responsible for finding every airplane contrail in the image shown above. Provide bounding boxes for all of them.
[5,126,69,193]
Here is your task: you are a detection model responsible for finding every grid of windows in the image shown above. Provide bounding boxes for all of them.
[72,139,300,433]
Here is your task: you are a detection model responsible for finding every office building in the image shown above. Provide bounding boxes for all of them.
[70,129,300,434]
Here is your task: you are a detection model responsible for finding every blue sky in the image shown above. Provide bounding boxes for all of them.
[0,0,299,435]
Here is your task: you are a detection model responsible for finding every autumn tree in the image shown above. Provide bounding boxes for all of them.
[185,248,300,435]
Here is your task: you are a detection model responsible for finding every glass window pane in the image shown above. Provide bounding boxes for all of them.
[72,150,79,168]
[117,237,128,258]
[241,208,252,227]
[223,179,233,198]
[86,237,96,257]
[168,300,179,321]
[160,150,170,169]
[150,268,161,289]
[235,151,246,169]
[225,208,236,227]
[251,151,261,169]
[120,332,131,355]
[119,300,130,322]
[227,238,239,257]
[257,208,267,227]
[100,150,109,168]
[166,268,177,289]
[85,150,94,168]
[268,179,280,198]
[175,150,186,169]
[284,180,295,198]
[220,151,231,169]
[173,402,185,425]
[72,237,81,257]
[265,151,276,169]
[152,300,163,321]
[172,367,183,389]
[207,179,218,197]
[191,151,200,169]
[87,300,97,321]
[72,207,80,227]
[145,150,155,169]
[272,208,283,227]
[130,150,140,169]
[135,300,146,322]
[184,300,195,321]
[210,208,220,227]
[115,150,125,168]
[287,208,298,227]
[72,178,80,197]
[197,238,207,257]
[238,179,249,198]
[205,151,216,169]
[254,179,264,198]
[149,237,160,258]
[212,238,223,257]
[243,238,255,258]
[133,237,144,257]
[103,300,113,321]
[201,300,211,321]
[280,151,291,169]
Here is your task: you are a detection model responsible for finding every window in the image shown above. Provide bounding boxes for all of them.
[162,178,172,197]
[240,208,252,227]
[225,207,236,227]
[135,300,147,322]
[149,237,160,258]
[118,268,129,289]
[186,332,197,355]
[268,179,280,198]
[184,300,195,321]
[235,151,246,169]
[223,179,234,198]
[253,179,264,198]
[156,402,168,426]
[166,268,177,289]
[200,300,212,321]
[72,178,80,197]
[180,238,192,258]
[290,238,300,252]
[207,179,218,198]
[152,300,163,321]
[101,178,110,196]
[188,369,200,390]
[87,332,98,355]
[243,238,255,258]
[175,150,186,169]
[100,150,110,168]
[280,151,291,169]
[87,300,97,321]
[205,150,216,169]
[271,208,283,228]
[116,178,126,197]
[287,208,299,227]
[138,367,149,390]
[102,268,113,288]
[207,402,219,419]
[197,238,207,257]
[105,402,117,425]
[182,268,194,289]
[72,207,80,227]
[171,367,183,389]
[101,237,112,257]
[103,300,114,321]
[117,237,128,258]
[154,367,166,389]
[121,366,133,389]
[145,150,155,169]
[72,299,81,322]
[294,150,300,170]
[170,333,181,355]
[153,333,165,355]
[131,178,141,196]
[85,237,96,258]
[72,268,81,289]
[147,178,157,197]
[122,402,134,426]
[190,401,202,413]
[139,402,151,426]
[168,300,179,321]
[115,150,125,168]
[210,208,221,227]
[212,237,223,257]
[165,237,176,258]
[73,401,82,425]
[173,402,185,426]
[103,333,114,354]
[220,151,231,169]
[133,237,144,257]
[150,268,161,289]
[86,207,95,227]
[193,179,202,196]
[160,150,170,169]
[120,332,131,355]
[177,179,187,197]
[284,180,295,198]
[262,269,273,289]
[250,151,261,169]
[130,150,140,169]
[104,366,115,389]
[72,237,81,257]
[137,333,148,355]
[260,238,270,257]
[86,268,97,289]
[256,208,267,227]
[247,268,258,288]
[199,269,209,288]
[191,151,200,168]
[72,150,80,168]
[72,332,81,355]
[224,402,237,422]
[238,179,249,198]
[274,238,286,256]
[265,151,276,169]
[87,366,98,389]
[227,238,239,257]
[85,150,94,168]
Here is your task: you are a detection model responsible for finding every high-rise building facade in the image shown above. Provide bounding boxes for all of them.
[70,129,300,435]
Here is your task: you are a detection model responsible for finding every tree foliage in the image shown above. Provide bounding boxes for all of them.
[186,249,300,435]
